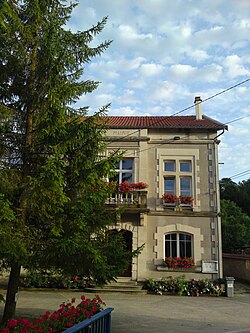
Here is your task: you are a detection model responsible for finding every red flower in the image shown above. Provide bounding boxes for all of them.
[7,320,17,328]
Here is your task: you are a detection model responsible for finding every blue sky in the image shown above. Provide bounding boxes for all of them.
[68,0,250,182]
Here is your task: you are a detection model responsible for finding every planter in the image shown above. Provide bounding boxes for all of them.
[61,308,113,333]
[157,266,198,272]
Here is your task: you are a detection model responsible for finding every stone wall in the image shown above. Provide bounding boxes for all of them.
[223,253,250,283]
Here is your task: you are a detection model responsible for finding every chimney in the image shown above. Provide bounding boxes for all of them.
[194,96,202,120]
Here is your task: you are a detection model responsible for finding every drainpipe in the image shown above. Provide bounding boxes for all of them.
[213,137,223,279]
[212,127,227,279]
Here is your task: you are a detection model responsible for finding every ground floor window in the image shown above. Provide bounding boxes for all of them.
[165,233,192,257]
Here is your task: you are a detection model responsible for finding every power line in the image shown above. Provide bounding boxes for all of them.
[231,170,250,179]
[225,114,250,125]
[172,78,250,116]
[232,172,250,180]
[107,77,250,145]
[115,111,250,158]
[220,169,250,181]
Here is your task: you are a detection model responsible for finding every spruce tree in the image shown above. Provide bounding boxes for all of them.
[0,0,131,322]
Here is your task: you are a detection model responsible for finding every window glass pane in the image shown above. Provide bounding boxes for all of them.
[179,233,192,257]
[179,233,191,241]
[110,174,119,183]
[164,177,175,194]
[122,172,133,183]
[186,243,192,257]
[122,159,133,170]
[179,241,185,257]
[164,161,175,172]
[165,241,170,257]
[115,161,120,169]
[171,233,177,241]
[180,161,191,172]
[171,241,177,257]
[180,177,191,196]
[165,234,177,257]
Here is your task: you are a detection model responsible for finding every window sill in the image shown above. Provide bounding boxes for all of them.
[162,203,193,211]
[156,266,200,273]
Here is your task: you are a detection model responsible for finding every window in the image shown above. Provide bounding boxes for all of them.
[165,233,192,258]
[180,177,192,196]
[164,161,175,172]
[114,159,133,183]
[163,159,193,199]
[180,161,191,172]
[164,177,175,194]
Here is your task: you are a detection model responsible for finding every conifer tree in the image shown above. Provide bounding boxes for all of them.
[0,0,132,322]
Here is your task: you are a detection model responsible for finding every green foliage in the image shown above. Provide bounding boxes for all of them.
[143,277,222,296]
[20,271,93,289]
[221,199,250,253]
[220,178,250,216]
[0,294,5,304]
[1,295,105,332]
[0,0,134,295]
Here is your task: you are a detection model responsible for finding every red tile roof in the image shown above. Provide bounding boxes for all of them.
[102,115,226,130]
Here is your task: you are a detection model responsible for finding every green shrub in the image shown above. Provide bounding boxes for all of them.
[143,276,223,296]
[20,271,93,289]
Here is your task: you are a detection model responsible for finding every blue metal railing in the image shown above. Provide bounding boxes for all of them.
[63,308,113,333]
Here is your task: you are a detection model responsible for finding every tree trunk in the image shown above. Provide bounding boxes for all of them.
[2,263,21,324]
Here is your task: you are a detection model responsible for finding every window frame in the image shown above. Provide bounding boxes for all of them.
[164,232,193,258]
[115,158,134,184]
[163,158,193,200]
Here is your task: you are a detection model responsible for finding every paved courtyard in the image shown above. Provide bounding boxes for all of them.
[1,289,250,332]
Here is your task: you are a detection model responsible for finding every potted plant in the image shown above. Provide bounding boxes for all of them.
[162,193,178,204]
[164,257,195,269]
[179,195,194,206]
[117,181,148,193]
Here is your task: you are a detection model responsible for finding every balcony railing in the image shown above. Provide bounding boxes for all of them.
[105,190,147,208]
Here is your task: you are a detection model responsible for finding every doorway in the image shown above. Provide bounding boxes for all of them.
[108,229,133,277]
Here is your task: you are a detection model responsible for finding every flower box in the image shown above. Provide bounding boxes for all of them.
[164,257,195,269]
[117,181,148,193]
[162,194,194,206]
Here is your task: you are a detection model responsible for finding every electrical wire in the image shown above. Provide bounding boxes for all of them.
[106,77,250,145]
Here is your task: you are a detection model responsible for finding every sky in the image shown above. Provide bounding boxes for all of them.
[68,0,250,182]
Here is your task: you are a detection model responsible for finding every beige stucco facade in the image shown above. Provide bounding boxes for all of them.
[105,119,224,281]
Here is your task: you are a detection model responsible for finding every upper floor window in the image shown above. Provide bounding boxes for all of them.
[180,161,191,172]
[165,233,192,258]
[163,159,193,198]
[114,159,134,183]
[164,161,175,172]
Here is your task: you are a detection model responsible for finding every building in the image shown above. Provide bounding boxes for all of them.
[105,97,227,281]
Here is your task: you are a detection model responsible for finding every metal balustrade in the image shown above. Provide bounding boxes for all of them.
[63,308,113,333]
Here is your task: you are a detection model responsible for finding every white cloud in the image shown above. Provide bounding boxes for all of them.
[68,0,250,181]
[117,90,140,105]
[223,55,250,78]
[118,25,153,41]
[139,63,165,76]
[170,64,197,78]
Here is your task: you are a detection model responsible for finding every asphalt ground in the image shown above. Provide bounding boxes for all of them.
[1,288,250,333]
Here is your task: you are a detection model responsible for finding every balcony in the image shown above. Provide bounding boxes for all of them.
[105,190,147,209]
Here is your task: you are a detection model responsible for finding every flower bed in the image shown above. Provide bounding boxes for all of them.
[164,257,195,269]
[143,277,223,296]
[20,272,93,289]
[0,295,106,333]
